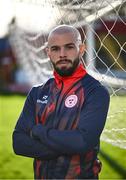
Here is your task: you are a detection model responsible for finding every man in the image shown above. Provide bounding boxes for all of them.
[13,24,110,179]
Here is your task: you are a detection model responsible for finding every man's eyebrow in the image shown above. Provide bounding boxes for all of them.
[65,43,75,46]
[49,43,75,48]
[50,45,59,48]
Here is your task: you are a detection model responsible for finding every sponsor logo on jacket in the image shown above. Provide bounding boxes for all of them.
[37,95,48,104]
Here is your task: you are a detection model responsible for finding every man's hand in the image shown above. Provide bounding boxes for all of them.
[30,124,47,141]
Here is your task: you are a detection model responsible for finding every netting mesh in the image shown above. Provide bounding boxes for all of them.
[9,0,126,149]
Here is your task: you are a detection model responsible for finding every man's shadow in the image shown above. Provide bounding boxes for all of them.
[100,150,126,178]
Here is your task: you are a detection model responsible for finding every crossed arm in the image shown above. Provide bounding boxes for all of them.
[13,88,59,160]
[13,86,110,160]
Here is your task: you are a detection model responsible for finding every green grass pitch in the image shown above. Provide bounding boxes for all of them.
[0,95,126,179]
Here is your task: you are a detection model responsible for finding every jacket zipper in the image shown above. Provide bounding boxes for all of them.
[53,80,64,127]
[45,80,63,179]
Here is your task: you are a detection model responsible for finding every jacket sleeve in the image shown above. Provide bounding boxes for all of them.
[31,85,110,155]
[12,87,59,160]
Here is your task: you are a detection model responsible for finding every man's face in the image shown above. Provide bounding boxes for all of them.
[46,32,85,76]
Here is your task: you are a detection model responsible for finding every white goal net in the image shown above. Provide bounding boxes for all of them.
[9,0,126,149]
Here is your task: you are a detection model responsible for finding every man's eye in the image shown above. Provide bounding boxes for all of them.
[67,46,74,49]
[51,47,59,51]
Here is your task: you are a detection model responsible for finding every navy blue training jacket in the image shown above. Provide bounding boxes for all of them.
[13,71,110,179]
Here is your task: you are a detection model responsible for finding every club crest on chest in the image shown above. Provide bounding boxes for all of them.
[65,95,78,108]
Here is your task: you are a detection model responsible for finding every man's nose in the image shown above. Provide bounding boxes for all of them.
[60,47,67,58]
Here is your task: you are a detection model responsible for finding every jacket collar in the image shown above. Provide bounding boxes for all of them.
[53,63,87,90]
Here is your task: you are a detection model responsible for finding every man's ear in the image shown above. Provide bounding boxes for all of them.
[79,44,86,56]
[45,47,50,57]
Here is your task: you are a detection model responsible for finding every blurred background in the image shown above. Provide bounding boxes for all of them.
[0,0,126,179]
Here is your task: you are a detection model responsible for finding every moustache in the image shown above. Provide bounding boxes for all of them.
[56,59,72,65]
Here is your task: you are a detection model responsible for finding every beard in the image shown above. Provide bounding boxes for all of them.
[51,57,80,77]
